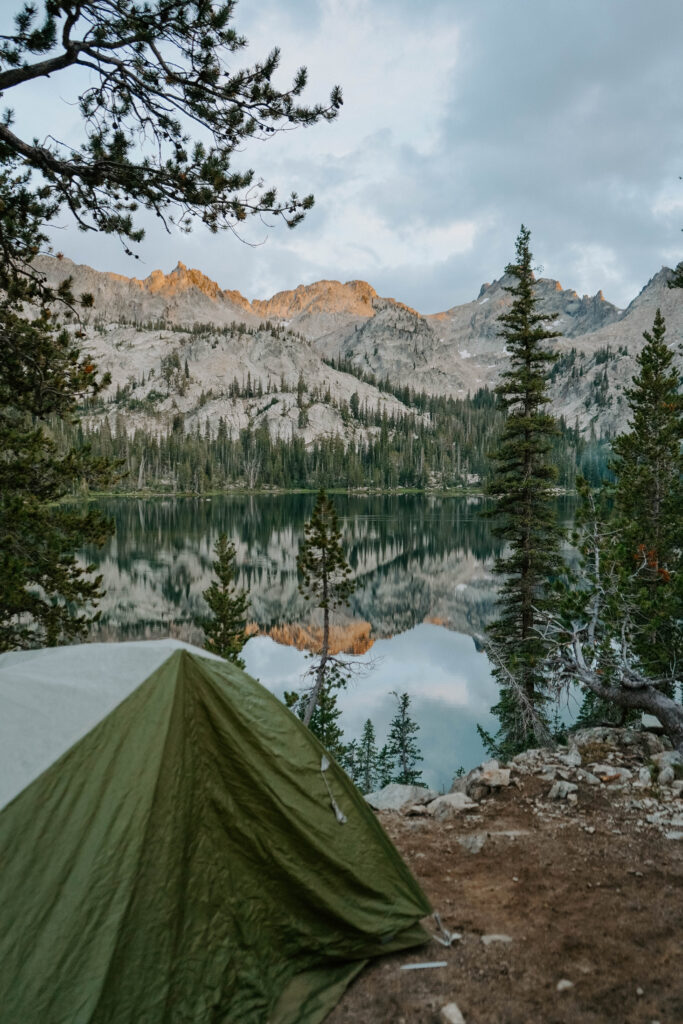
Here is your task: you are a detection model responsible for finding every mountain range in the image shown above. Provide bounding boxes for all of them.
[36,254,682,443]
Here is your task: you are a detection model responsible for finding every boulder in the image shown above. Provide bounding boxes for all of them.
[365,783,437,812]
[479,764,511,788]
[428,792,477,821]
[451,759,509,800]
[570,726,668,758]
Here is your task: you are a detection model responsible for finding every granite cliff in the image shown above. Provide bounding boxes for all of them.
[34,255,682,440]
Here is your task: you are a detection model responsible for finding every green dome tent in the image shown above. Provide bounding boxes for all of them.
[0,640,430,1024]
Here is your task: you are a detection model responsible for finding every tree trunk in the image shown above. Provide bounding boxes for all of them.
[303,578,329,726]
[576,666,683,754]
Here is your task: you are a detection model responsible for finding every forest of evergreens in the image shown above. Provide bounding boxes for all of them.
[53,381,612,494]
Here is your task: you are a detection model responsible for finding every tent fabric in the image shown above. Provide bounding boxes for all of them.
[0,643,430,1023]
[0,639,222,810]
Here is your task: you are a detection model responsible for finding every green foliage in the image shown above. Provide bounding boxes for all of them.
[284,686,347,765]
[0,1,340,650]
[0,1,341,253]
[574,689,637,729]
[200,534,249,668]
[484,226,563,755]
[297,490,355,613]
[386,691,423,786]
[0,288,116,649]
[356,719,379,794]
[610,309,682,682]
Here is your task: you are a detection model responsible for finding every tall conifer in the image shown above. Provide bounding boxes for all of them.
[201,534,249,668]
[483,226,563,757]
[610,308,682,681]
[357,719,379,794]
[297,489,355,724]
[387,691,423,786]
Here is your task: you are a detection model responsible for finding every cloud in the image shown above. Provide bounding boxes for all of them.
[3,0,683,310]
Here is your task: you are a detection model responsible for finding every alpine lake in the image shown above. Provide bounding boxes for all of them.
[80,493,577,791]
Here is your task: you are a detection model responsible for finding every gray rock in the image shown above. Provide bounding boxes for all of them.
[548,780,579,800]
[450,766,490,801]
[405,804,430,817]
[577,769,601,786]
[671,780,683,796]
[479,765,511,788]
[637,766,653,787]
[481,934,512,945]
[658,766,675,786]
[556,979,574,992]
[589,764,633,784]
[665,831,683,840]
[557,749,582,767]
[428,792,477,821]
[652,750,683,769]
[458,833,487,854]
[439,1003,466,1024]
[365,783,437,812]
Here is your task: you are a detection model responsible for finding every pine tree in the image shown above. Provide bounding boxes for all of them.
[297,489,355,724]
[376,745,394,789]
[284,686,347,765]
[201,534,249,668]
[0,1,340,650]
[356,719,379,794]
[610,308,682,681]
[484,225,563,758]
[0,273,115,649]
[386,691,423,786]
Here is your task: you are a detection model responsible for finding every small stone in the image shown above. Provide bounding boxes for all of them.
[558,749,582,768]
[589,764,633,784]
[652,750,683,769]
[481,934,512,945]
[577,769,600,786]
[671,779,683,796]
[548,780,578,800]
[439,1002,466,1024]
[458,833,487,854]
[636,986,644,996]
[665,831,683,840]
[583,826,595,834]
[658,766,675,786]
[556,979,574,992]
[637,766,652,787]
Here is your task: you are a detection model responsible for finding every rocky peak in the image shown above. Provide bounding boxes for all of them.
[252,278,379,320]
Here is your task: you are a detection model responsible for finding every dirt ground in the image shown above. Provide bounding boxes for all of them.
[328,775,683,1024]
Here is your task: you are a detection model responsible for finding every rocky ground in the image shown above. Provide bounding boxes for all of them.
[329,727,683,1024]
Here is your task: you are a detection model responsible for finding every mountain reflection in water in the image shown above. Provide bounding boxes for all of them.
[80,494,576,781]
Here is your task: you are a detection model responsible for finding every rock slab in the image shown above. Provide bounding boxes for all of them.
[365,783,437,812]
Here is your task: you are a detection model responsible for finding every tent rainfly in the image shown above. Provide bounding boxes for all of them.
[0,640,431,1024]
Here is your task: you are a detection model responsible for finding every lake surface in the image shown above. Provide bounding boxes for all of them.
[82,494,576,788]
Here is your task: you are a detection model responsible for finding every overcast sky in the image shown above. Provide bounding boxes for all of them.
[9,0,683,311]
